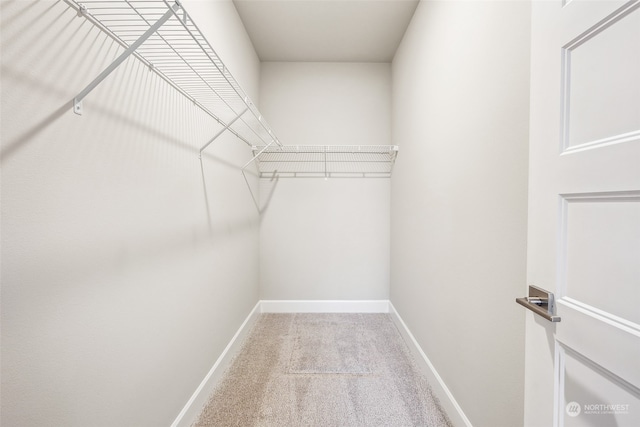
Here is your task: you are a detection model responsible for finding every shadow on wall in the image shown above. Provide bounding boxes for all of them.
[200,155,268,233]
[0,98,71,162]
[0,62,198,163]
[240,168,279,216]
[0,1,88,162]
[258,173,280,217]
[0,84,203,164]
[0,0,262,286]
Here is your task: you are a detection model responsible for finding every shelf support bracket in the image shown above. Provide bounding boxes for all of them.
[241,140,278,174]
[199,107,249,156]
[73,2,181,115]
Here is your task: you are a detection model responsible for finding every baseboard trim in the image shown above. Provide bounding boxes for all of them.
[170,301,262,427]
[260,299,390,313]
[389,302,473,427]
[173,299,465,427]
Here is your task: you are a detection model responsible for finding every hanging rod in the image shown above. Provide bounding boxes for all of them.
[64,0,282,149]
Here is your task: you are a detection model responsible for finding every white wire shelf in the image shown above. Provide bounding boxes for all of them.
[64,1,399,179]
[64,0,281,150]
[250,145,399,178]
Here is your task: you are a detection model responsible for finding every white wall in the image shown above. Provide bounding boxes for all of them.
[259,62,391,300]
[0,1,261,425]
[391,2,530,427]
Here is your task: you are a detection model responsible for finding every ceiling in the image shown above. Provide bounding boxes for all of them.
[232,0,420,62]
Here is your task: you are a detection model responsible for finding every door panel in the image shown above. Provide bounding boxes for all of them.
[557,299,640,392]
[562,5,640,150]
[560,344,640,427]
[562,193,640,323]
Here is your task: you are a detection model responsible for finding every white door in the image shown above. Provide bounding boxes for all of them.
[525,0,640,426]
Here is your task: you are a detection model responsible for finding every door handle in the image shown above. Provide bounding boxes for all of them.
[516,285,561,322]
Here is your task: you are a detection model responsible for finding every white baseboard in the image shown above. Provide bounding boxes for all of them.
[260,299,390,313]
[389,302,473,427]
[171,299,389,426]
[170,301,262,427]
[174,299,466,427]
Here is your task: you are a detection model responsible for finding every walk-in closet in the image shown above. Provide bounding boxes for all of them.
[2,0,638,426]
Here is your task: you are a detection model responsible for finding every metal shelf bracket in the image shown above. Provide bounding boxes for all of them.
[77,3,87,17]
[72,2,181,115]
[64,0,282,151]
[200,107,249,157]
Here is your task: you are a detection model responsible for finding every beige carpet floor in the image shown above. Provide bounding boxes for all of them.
[193,313,453,427]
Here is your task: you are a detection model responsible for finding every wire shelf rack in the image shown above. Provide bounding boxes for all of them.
[65,1,399,179]
[251,145,399,178]
[64,0,281,149]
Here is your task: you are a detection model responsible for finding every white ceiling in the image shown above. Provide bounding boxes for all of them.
[232,0,420,62]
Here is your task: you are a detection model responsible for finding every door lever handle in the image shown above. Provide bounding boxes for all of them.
[516,285,561,322]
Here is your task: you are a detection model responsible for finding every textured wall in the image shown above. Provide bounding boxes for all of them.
[259,62,391,301]
[0,0,261,425]
[390,1,531,426]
